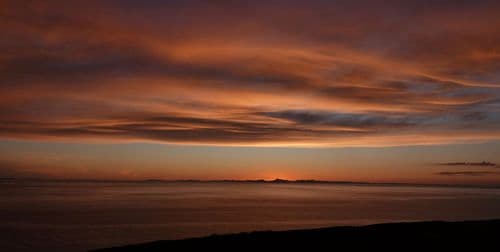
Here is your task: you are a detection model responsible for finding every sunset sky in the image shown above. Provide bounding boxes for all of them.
[1,0,500,184]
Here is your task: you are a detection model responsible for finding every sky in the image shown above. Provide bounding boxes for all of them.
[1,0,500,185]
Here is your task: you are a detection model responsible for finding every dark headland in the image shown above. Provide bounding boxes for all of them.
[93,219,500,251]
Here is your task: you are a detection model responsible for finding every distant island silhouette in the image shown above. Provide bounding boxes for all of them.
[93,219,500,251]
[4,177,500,189]
[137,178,500,189]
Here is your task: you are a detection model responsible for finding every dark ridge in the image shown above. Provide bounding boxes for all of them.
[93,219,500,251]
[5,177,500,189]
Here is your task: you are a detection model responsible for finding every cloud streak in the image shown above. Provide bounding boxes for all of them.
[436,171,500,177]
[439,162,498,167]
[1,0,500,146]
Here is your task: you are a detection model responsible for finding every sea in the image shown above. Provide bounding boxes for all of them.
[1,180,500,251]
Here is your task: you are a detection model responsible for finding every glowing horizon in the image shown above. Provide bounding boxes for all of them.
[1,1,500,184]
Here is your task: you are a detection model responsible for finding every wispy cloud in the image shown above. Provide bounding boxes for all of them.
[439,162,498,167]
[1,1,500,146]
[436,171,500,177]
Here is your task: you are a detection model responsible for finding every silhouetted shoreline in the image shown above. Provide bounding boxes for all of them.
[93,219,500,251]
[4,177,500,189]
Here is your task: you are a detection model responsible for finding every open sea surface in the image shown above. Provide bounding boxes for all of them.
[1,180,500,251]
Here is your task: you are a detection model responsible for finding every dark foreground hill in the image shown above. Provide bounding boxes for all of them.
[93,219,500,251]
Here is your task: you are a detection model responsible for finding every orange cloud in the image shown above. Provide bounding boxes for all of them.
[1,0,500,147]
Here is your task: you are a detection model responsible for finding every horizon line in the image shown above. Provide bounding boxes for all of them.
[2,177,499,189]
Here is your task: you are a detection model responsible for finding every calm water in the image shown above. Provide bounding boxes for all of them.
[1,181,500,251]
